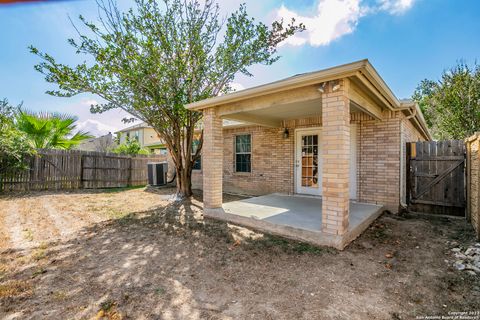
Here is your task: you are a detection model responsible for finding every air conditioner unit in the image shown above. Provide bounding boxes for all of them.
[147,162,168,186]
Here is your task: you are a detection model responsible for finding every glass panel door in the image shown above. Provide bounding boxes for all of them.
[301,134,319,188]
[295,128,322,196]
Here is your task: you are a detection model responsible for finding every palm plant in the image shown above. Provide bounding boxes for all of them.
[15,110,93,150]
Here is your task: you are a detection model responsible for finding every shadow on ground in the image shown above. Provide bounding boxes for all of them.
[1,189,479,319]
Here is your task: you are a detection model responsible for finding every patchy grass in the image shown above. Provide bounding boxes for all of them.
[99,299,116,311]
[369,222,391,242]
[95,299,122,320]
[22,228,33,242]
[95,185,146,194]
[155,287,166,295]
[104,209,129,220]
[0,264,7,282]
[31,267,46,279]
[1,188,479,319]
[31,247,48,261]
[247,234,336,255]
[0,280,32,298]
[52,290,68,301]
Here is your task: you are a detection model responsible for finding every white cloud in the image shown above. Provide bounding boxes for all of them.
[81,99,99,106]
[76,119,119,137]
[46,96,136,137]
[378,0,415,14]
[277,0,363,47]
[275,0,416,47]
[230,82,246,92]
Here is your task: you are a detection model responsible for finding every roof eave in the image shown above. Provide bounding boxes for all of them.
[185,59,432,140]
[115,123,150,133]
[185,59,370,111]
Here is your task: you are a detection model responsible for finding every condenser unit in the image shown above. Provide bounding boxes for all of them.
[147,162,168,186]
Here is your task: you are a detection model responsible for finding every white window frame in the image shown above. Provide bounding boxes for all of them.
[234,134,252,173]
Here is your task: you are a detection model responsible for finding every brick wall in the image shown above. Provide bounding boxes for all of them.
[193,117,324,195]
[466,133,480,239]
[357,112,401,210]
[191,112,425,212]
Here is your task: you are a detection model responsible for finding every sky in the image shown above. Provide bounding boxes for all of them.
[1,0,479,137]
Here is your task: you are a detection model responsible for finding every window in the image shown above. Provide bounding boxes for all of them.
[235,134,251,172]
[159,148,168,155]
[192,140,201,170]
[134,131,140,141]
[192,157,202,170]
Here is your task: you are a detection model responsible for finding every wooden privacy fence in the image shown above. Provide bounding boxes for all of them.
[0,149,167,192]
[406,140,466,216]
[466,133,480,239]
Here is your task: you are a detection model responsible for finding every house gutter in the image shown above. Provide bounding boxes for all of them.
[357,70,431,141]
[404,107,416,120]
[397,103,432,141]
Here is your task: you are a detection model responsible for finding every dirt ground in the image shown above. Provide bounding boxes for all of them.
[0,187,479,320]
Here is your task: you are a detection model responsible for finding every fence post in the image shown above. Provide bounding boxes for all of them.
[80,153,84,189]
[466,133,480,240]
[466,140,471,221]
[406,142,411,206]
[128,156,133,187]
[477,135,480,239]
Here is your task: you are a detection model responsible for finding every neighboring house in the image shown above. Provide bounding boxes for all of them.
[75,133,116,152]
[116,122,167,155]
[186,59,431,249]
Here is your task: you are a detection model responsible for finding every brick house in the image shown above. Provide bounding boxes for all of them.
[185,60,431,248]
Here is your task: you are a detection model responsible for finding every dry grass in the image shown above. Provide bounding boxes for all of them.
[0,264,7,282]
[0,280,32,299]
[0,187,479,319]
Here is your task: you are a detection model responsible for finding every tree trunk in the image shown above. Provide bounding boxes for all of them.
[157,121,201,201]
[174,163,193,199]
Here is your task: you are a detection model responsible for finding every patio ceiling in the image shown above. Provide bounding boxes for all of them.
[221,96,370,128]
[212,67,387,128]
[222,97,322,127]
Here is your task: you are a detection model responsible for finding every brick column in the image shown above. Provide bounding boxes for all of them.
[321,79,350,235]
[202,107,223,208]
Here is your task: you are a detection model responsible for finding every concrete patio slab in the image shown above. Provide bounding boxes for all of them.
[205,194,385,250]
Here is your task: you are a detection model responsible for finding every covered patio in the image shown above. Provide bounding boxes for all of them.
[216,194,384,249]
[185,60,420,249]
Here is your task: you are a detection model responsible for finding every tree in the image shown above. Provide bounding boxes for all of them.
[0,99,34,172]
[413,62,480,139]
[30,0,304,198]
[112,136,149,155]
[15,110,93,149]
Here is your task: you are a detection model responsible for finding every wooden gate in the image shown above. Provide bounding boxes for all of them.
[406,140,466,216]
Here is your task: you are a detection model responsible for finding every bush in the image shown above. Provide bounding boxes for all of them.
[0,99,35,172]
[112,136,149,156]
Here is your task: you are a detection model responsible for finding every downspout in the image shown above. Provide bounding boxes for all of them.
[398,105,431,141]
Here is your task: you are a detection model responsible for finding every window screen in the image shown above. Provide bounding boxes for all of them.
[235,134,251,172]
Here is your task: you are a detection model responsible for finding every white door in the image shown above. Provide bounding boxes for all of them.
[295,125,357,198]
[295,128,322,196]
